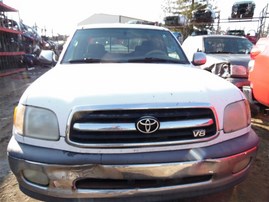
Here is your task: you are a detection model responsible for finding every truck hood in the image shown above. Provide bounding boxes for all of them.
[20,63,243,131]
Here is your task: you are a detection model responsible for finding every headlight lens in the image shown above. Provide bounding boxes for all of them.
[14,104,25,135]
[23,169,49,186]
[14,104,59,140]
[230,64,248,78]
[223,100,251,133]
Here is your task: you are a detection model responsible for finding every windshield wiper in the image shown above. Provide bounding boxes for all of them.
[68,58,128,64]
[68,58,101,63]
[207,51,234,54]
[128,57,183,64]
[68,57,185,64]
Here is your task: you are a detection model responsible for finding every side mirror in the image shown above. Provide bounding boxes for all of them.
[192,52,206,66]
[39,50,57,67]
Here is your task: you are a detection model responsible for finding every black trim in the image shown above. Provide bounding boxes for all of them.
[7,129,259,165]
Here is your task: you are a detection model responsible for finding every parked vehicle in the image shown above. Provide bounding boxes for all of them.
[182,34,253,89]
[20,22,42,42]
[245,33,257,44]
[127,20,156,25]
[191,6,216,24]
[226,29,245,36]
[22,53,39,68]
[172,31,183,44]
[22,42,57,68]
[8,24,259,201]
[243,37,269,115]
[38,49,57,67]
[164,15,188,26]
[191,29,212,36]
[226,29,257,44]
[231,0,256,19]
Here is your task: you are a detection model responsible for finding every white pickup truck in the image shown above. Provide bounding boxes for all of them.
[8,24,259,201]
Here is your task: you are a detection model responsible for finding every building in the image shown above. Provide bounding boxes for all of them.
[78,13,156,26]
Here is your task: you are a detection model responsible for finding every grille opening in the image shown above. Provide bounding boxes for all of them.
[75,175,212,189]
[68,108,217,146]
[72,108,213,124]
[70,127,216,144]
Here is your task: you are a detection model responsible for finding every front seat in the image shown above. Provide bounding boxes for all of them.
[86,44,106,58]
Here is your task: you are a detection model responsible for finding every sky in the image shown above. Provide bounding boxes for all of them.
[3,0,269,36]
[5,0,165,35]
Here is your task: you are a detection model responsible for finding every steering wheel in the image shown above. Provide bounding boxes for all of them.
[146,50,167,57]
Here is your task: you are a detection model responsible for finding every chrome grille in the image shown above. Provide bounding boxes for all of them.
[67,106,217,147]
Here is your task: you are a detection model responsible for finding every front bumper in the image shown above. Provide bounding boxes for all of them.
[226,77,250,89]
[8,130,259,201]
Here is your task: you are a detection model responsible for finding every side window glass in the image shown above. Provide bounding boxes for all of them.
[164,34,181,59]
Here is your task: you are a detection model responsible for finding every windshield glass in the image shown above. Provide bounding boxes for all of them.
[204,37,253,54]
[61,27,189,64]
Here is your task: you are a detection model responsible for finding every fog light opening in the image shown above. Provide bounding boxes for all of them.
[232,157,252,174]
[23,169,49,186]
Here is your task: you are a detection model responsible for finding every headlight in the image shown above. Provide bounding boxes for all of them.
[230,64,248,78]
[223,100,251,133]
[14,104,59,140]
[14,104,25,135]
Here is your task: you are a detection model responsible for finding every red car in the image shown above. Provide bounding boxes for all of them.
[243,37,269,114]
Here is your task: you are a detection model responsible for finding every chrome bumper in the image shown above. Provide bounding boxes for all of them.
[9,146,258,200]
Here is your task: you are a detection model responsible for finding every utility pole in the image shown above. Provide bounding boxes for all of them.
[257,4,269,38]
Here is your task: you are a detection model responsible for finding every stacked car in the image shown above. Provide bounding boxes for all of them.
[191,6,216,24]
[231,0,256,19]
[164,15,188,26]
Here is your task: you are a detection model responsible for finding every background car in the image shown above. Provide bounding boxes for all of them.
[172,31,183,44]
[164,15,188,26]
[191,6,216,24]
[226,29,257,44]
[127,20,156,25]
[182,34,253,89]
[191,29,212,36]
[243,37,269,115]
[38,49,57,67]
[231,0,256,19]
[226,29,245,36]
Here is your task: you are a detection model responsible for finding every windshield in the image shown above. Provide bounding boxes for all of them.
[204,37,253,54]
[61,27,189,64]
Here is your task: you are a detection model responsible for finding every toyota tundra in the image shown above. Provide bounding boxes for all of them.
[7,24,259,201]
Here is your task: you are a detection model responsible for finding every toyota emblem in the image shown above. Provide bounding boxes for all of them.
[136,116,160,134]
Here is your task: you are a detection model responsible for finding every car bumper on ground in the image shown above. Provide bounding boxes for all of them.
[8,130,259,201]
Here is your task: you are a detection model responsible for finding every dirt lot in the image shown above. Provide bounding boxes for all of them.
[0,68,268,202]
